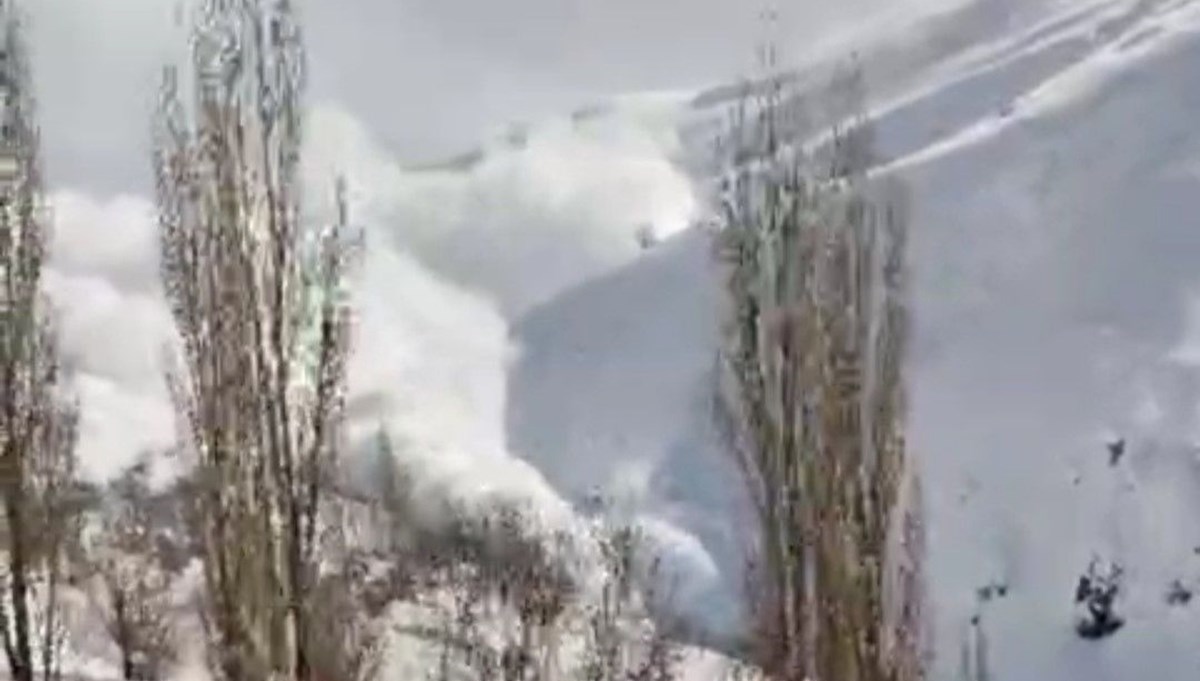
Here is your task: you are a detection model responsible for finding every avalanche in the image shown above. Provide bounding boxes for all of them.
[38,0,1200,678]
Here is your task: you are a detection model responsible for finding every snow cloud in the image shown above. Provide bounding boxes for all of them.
[43,98,721,623]
[305,101,698,317]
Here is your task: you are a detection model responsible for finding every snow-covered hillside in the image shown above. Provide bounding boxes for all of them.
[507,229,744,642]
[502,0,1200,678]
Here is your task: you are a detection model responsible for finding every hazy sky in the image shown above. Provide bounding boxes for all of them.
[28,0,965,195]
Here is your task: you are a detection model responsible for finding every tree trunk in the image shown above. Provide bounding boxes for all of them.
[5,483,34,681]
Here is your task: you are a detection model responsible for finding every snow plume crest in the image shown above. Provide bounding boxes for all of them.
[303,102,699,317]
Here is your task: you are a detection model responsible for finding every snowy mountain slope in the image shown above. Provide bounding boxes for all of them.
[506,229,745,641]
[900,9,1200,679]
[879,0,1200,172]
[503,0,1200,678]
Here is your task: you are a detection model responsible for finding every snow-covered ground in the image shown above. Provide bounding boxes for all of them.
[38,0,1200,677]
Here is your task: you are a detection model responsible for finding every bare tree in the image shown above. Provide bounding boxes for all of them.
[717,52,926,681]
[152,1,356,679]
[0,5,82,681]
[89,457,177,681]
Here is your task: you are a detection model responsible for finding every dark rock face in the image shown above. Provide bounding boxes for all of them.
[1107,438,1126,467]
[1165,579,1193,608]
[1074,559,1124,640]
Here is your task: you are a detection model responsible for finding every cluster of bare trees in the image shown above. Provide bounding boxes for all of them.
[152,0,355,678]
[385,506,691,681]
[716,53,927,681]
[578,525,681,681]
[88,457,181,681]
